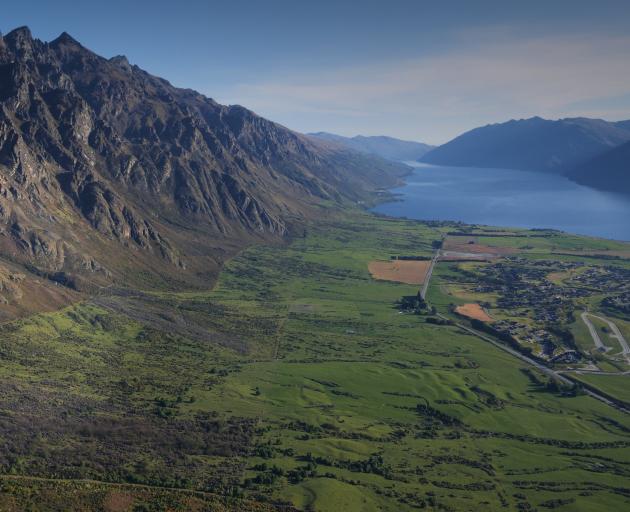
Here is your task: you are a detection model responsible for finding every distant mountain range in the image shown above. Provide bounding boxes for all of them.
[0,26,408,317]
[420,116,630,194]
[421,117,630,172]
[309,132,434,161]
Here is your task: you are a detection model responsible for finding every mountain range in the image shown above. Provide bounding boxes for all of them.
[309,132,434,161]
[0,27,408,318]
[421,117,630,192]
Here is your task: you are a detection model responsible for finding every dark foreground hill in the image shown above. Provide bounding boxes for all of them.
[421,116,630,173]
[309,132,434,161]
[0,26,408,318]
[568,140,630,194]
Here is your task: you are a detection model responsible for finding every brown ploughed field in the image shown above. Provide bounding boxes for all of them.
[368,260,431,285]
[442,238,516,256]
[455,303,492,321]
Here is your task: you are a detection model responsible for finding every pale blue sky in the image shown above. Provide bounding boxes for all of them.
[3,0,630,143]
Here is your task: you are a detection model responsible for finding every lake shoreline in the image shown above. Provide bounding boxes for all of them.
[372,163,630,242]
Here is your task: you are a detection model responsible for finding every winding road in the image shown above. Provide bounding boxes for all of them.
[580,312,609,352]
[581,312,630,363]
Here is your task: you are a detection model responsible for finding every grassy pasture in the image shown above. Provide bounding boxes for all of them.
[0,211,628,510]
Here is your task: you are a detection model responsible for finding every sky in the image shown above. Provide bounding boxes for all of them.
[3,0,630,144]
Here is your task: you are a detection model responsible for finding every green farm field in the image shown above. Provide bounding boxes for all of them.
[0,211,629,511]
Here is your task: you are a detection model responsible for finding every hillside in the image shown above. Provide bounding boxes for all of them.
[568,140,630,194]
[421,116,630,173]
[0,27,408,317]
[309,132,434,161]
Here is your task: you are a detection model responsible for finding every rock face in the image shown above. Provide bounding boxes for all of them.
[421,117,630,173]
[0,27,407,310]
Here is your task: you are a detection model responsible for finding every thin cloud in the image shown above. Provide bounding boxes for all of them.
[215,33,630,143]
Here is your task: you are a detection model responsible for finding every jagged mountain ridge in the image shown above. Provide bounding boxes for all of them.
[0,26,408,315]
[308,132,434,161]
[421,116,630,173]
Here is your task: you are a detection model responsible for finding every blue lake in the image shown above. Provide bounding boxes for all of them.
[372,163,630,241]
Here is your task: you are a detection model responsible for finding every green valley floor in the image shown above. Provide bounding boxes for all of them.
[0,208,629,511]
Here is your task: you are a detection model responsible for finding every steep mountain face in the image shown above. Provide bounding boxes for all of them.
[568,140,630,195]
[309,132,434,161]
[0,27,408,315]
[421,117,630,173]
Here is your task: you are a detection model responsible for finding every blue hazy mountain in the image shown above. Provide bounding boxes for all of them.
[309,132,434,161]
[421,117,630,173]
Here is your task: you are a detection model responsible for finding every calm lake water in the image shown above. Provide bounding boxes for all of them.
[372,163,630,241]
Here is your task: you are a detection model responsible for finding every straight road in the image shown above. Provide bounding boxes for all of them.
[420,250,440,300]
[564,369,630,376]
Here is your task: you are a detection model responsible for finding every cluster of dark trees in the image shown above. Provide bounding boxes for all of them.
[397,293,427,313]
[416,403,462,427]
[300,452,392,479]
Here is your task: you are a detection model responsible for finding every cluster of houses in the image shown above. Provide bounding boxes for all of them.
[461,257,629,361]
[603,291,630,315]
[568,265,630,315]
[568,265,630,291]
[474,259,589,324]
[492,319,557,358]
[471,258,595,360]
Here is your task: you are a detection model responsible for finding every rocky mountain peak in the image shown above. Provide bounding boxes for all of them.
[50,31,83,48]
[2,26,36,58]
[4,26,33,44]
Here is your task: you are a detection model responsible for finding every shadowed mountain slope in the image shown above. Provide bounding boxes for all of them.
[568,140,630,195]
